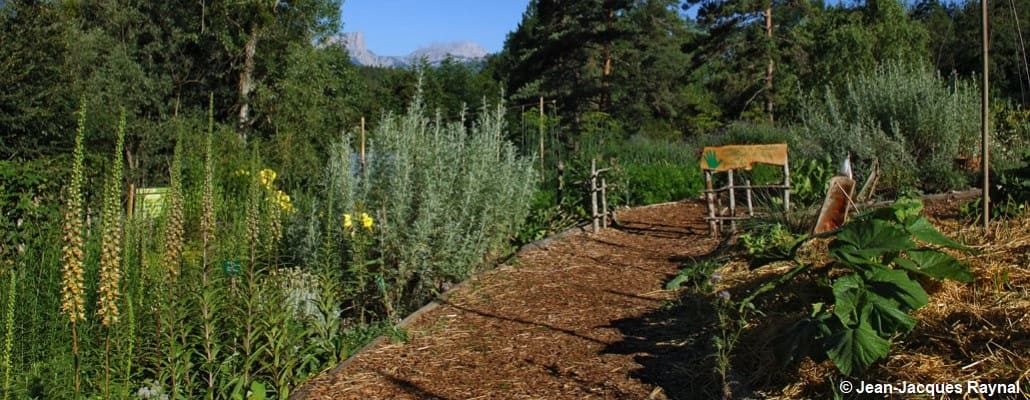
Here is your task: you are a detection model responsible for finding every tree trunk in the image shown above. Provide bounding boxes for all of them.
[765,3,774,122]
[602,8,613,111]
[237,22,258,141]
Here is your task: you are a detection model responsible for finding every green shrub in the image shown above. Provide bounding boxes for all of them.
[621,161,702,205]
[796,62,980,193]
[305,94,537,317]
[572,134,702,207]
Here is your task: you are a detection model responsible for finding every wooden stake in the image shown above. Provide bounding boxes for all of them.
[745,178,754,216]
[601,177,608,229]
[360,116,366,170]
[539,96,545,172]
[783,160,791,211]
[765,3,774,122]
[591,159,599,233]
[705,170,717,236]
[728,169,736,232]
[127,183,135,220]
[982,0,991,228]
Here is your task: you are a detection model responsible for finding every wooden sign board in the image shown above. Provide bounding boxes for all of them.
[813,176,856,234]
[135,187,168,219]
[699,144,788,172]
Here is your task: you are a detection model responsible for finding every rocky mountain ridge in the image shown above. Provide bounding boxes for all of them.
[333,32,488,67]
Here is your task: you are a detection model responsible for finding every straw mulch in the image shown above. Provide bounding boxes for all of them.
[301,201,720,399]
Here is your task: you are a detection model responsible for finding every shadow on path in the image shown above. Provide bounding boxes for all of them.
[602,293,723,400]
[377,370,451,400]
[442,301,608,345]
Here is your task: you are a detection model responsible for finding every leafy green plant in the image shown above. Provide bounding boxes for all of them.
[962,151,1030,219]
[621,161,703,206]
[790,157,836,207]
[750,198,972,376]
[666,260,722,292]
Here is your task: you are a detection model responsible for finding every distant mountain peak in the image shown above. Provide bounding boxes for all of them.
[333,32,489,68]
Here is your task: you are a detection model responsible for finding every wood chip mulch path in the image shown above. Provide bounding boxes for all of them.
[301,201,718,399]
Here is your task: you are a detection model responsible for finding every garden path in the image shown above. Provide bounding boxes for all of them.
[301,201,718,399]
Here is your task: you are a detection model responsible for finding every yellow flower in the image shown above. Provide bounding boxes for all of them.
[343,213,353,229]
[259,169,277,187]
[360,212,374,230]
[275,190,293,213]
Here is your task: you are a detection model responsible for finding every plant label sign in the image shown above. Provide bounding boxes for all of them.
[135,187,169,219]
[699,144,788,172]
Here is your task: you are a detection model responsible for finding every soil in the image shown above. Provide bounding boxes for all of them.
[301,201,721,399]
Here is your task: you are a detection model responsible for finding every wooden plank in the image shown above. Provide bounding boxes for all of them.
[700,143,788,171]
[704,184,790,193]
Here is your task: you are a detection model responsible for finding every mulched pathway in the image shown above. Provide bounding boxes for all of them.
[301,201,719,399]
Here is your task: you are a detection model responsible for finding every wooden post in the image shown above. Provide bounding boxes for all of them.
[982,0,991,228]
[705,170,717,236]
[539,96,545,173]
[360,116,366,171]
[601,177,608,229]
[728,169,736,231]
[591,159,599,233]
[745,178,754,216]
[127,183,135,220]
[783,159,791,211]
[557,160,565,204]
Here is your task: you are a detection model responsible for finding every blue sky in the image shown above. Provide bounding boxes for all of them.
[341,0,531,56]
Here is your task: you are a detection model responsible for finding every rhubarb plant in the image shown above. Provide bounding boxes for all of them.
[754,198,972,376]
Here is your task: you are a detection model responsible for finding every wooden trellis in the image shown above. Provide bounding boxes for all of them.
[700,144,791,236]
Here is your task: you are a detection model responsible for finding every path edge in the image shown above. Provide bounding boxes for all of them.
[290,220,593,399]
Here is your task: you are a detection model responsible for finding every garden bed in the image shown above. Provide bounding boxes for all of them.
[669,196,1029,399]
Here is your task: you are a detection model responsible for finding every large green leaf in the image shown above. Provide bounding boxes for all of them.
[867,268,928,311]
[831,274,865,326]
[825,319,891,376]
[831,220,915,265]
[865,294,917,335]
[905,217,968,251]
[895,249,974,283]
[832,273,918,336]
